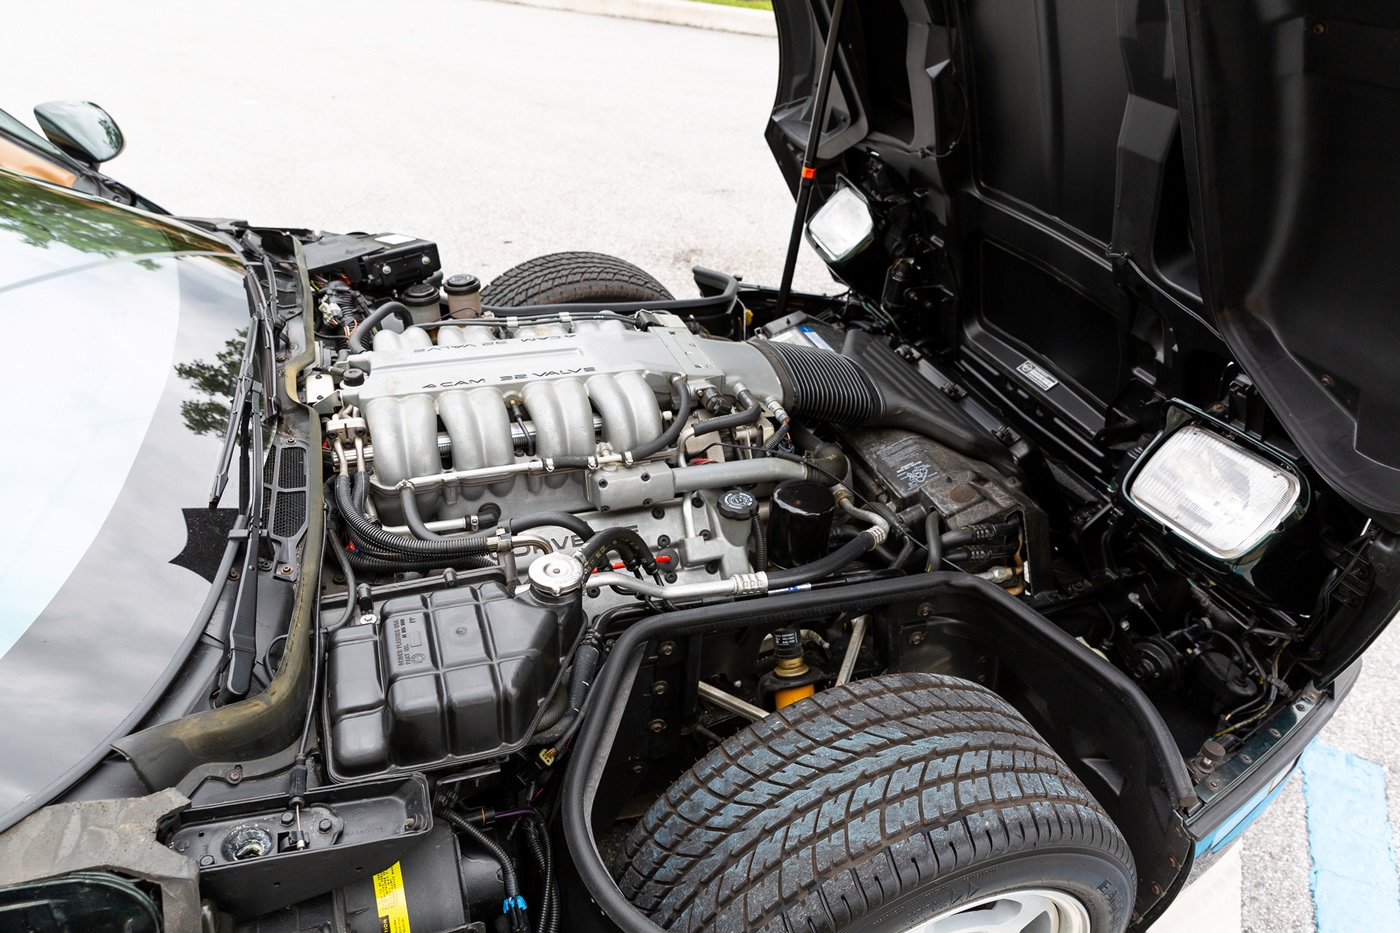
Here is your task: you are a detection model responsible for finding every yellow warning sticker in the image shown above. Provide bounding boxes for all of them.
[372,861,412,933]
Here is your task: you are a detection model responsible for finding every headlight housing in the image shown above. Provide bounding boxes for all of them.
[805,182,875,264]
[1127,423,1303,561]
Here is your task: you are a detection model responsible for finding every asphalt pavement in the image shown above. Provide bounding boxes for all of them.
[6,2,1399,931]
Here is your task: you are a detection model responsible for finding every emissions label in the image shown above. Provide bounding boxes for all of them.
[1016,360,1059,392]
[373,861,412,933]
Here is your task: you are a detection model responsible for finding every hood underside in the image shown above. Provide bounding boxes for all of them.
[768,0,1400,528]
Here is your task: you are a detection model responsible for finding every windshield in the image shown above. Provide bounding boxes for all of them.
[0,171,249,813]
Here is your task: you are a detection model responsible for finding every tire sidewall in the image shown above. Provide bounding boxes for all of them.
[839,847,1134,933]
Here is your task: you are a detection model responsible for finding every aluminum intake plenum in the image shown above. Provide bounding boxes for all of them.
[338,320,782,519]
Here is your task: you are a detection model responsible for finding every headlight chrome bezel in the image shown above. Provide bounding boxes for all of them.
[1122,404,1309,565]
[804,177,876,265]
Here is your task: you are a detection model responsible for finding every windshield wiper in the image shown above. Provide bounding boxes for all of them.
[208,262,279,509]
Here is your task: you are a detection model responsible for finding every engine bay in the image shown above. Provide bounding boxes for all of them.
[136,228,1382,933]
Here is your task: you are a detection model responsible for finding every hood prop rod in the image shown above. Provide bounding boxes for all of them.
[775,0,849,316]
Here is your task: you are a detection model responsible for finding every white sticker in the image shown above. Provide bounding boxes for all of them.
[1017,360,1059,392]
[375,233,415,245]
[798,325,835,351]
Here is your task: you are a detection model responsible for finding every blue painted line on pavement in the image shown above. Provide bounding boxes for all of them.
[1300,741,1400,933]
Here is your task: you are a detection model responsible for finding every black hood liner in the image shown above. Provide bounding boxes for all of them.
[768,0,1400,528]
[1172,0,1400,527]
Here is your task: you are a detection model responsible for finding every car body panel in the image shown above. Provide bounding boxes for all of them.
[0,171,248,814]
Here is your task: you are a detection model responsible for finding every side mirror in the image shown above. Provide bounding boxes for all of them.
[33,100,124,166]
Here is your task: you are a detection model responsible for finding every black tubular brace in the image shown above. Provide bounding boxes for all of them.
[560,573,1196,933]
[627,374,691,461]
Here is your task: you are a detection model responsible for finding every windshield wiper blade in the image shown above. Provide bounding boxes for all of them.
[220,392,265,702]
[208,269,274,508]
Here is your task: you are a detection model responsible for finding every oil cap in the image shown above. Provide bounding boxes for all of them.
[717,489,758,522]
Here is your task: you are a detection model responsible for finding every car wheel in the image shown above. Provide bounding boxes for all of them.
[613,673,1136,933]
[480,251,673,306]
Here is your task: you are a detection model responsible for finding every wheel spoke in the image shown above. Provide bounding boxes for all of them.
[906,888,1091,933]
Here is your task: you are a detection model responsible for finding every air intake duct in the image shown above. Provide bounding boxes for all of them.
[752,339,884,426]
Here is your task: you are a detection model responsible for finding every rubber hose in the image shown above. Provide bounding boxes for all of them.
[833,524,900,566]
[763,417,791,450]
[534,818,560,933]
[577,528,659,576]
[400,487,444,540]
[329,525,358,630]
[889,537,917,571]
[442,811,518,898]
[523,825,552,933]
[344,548,494,573]
[751,514,767,572]
[690,392,762,437]
[940,521,1019,548]
[512,511,596,542]
[766,531,880,589]
[348,300,408,353]
[336,473,492,558]
[626,375,691,461]
[924,512,942,573]
[530,634,603,745]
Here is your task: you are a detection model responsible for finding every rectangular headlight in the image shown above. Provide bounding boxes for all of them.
[1129,425,1301,560]
[805,184,875,264]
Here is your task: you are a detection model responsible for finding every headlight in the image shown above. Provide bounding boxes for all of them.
[805,183,875,264]
[1128,424,1302,560]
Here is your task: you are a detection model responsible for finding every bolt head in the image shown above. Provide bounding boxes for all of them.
[648,718,666,733]
[200,855,215,867]
[380,263,393,275]
[318,819,334,833]
[631,762,645,774]
[652,681,669,695]
[659,641,675,656]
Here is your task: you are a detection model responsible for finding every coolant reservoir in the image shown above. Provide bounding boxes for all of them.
[444,273,482,318]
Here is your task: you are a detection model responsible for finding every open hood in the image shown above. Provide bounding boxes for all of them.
[767,0,1400,528]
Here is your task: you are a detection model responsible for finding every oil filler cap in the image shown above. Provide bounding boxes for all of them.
[528,553,586,598]
[717,489,758,522]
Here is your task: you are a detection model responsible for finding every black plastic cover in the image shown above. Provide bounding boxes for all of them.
[302,232,441,291]
[325,580,580,779]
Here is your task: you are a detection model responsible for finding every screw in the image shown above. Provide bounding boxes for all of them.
[1208,779,1220,789]
[640,472,651,482]
[653,681,669,695]
[404,817,416,830]
[659,641,675,656]
[228,767,243,784]
[1168,857,1177,868]
[657,534,671,548]
[1295,703,1307,711]
[705,561,720,574]
[917,603,933,618]
[1312,20,1326,35]
[587,587,600,598]
[421,255,431,266]
[665,572,678,583]
[380,263,393,275]
[648,719,667,733]
[1240,754,1252,764]
[1150,883,1162,896]
[652,508,666,520]
[319,819,333,833]
[692,494,704,508]
[1321,374,1335,388]
[278,565,293,575]
[699,529,712,540]
[631,762,645,774]
[200,855,215,867]
[598,479,608,488]
[228,569,240,581]
[1269,728,1281,738]
[909,631,925,646]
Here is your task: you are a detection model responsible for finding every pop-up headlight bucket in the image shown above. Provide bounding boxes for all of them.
[804,179,875,265]
[1124,411,1307,563]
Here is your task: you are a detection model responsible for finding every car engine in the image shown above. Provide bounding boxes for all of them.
[315,284,1042,783]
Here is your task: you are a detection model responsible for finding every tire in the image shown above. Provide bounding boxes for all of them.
[480,251,673,307]
[614,673,1136,933]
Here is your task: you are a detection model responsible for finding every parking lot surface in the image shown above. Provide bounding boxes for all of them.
[6,2,1399,930]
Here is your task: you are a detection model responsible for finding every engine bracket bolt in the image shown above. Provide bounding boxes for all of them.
[648,719,666,733]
